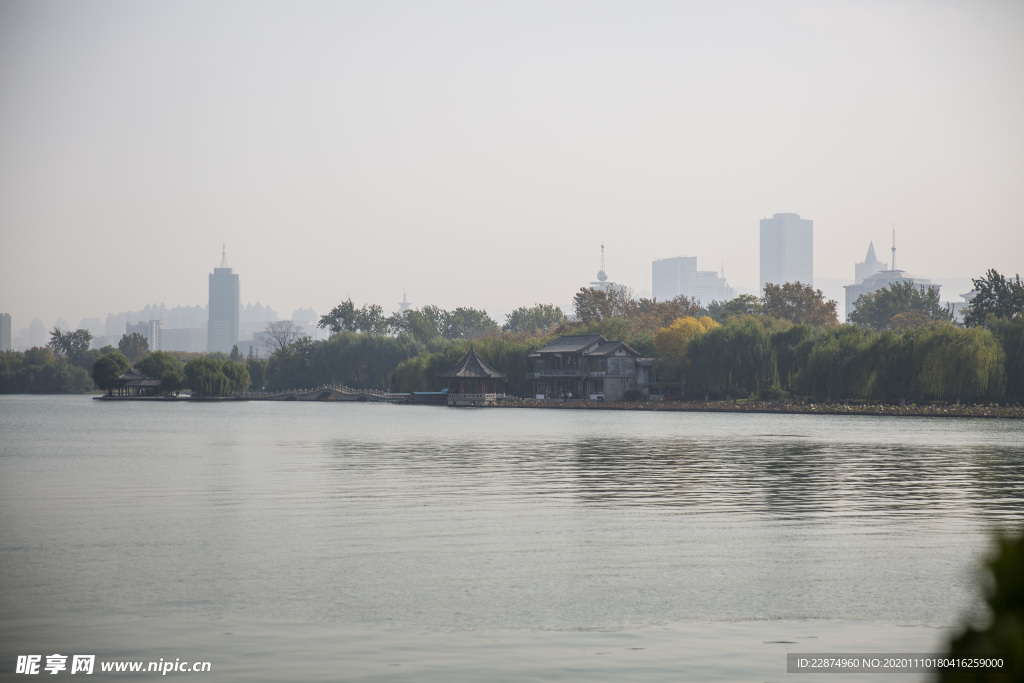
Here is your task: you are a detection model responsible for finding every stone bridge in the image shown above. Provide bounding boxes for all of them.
[244,385,401,402]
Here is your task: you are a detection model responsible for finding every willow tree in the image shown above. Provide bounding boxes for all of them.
[913,325,1005,402]
[795,325,876,402]
[686,316,777,399]
[653,316,719,379]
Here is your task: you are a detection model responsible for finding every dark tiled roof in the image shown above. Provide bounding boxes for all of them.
[588,341,640,357]
[117,367,161,387]
[438,349,506,379]
[532,335,606,354]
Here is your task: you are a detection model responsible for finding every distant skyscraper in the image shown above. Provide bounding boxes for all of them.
[652,256,734,304]
[208,246,240,353]
[0,313,11,351]
[854,242,886,285]
[759,213,813,292]
[652,256,697,301]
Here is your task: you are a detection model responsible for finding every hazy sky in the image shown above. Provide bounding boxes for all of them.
[2,0,1022,330]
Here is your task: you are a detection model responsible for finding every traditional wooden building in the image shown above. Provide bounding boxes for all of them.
[526,334,650,401]
[439,349,506,406]
[115,367,162,397]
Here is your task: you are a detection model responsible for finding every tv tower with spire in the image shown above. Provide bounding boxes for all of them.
[844,225,939,320]
[588,244,628,295]
[398,288,412,315]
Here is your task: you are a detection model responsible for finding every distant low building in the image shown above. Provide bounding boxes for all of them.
[854,242,886,285]
[653,256,734,305]
[126,320,162,352]
[161,328,207,353]
[844,270,940,319]
[527,334,650,401]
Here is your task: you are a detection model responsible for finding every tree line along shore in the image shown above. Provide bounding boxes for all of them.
[2,270,1022,411]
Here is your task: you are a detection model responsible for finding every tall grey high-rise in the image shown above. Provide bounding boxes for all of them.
[208,246,240,354]
[759,212,813,292]
[0,313,11,351]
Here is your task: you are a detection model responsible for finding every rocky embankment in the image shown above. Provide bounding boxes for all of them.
[502,398,1024,419]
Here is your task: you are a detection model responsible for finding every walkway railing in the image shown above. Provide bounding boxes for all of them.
[241,385,392,400]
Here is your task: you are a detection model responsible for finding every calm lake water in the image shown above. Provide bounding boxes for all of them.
[1,396,1022,681]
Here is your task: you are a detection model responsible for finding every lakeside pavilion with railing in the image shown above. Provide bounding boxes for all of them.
[439,349,507,406]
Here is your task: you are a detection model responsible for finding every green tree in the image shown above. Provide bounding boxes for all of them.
[941,531,1024,683]
[92,351,131,394]
[706,294,765,323]
[635,295,705,328]
[771,324,817,394]
[246,357,268,390]
[184,357,231,397]
[118,332,150,363]
[222,360,250,393]
[912,325,1004,402]
[762,282,838,327]
[318,299,358,333]
[0,347,92,393]
[443,307,499,339]
[47,328,93,368]
[319,300,393,335]
[687,316,778,399]
[848,281,952,331]
[795,325,876,402]
[389,306,447,344]
[136,351,185,395]
[572,287,636,323]
[265,337,318,390]
[963,269,1024,328]
[653,316,719,377]
[503,304,567,334]
[987,316,1024,401]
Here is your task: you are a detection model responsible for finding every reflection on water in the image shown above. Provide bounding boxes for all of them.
[1,397,1023,681]
[322,433,1024,526]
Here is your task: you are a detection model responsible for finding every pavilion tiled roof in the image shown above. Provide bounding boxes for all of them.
[438,349,506,379]
[117,367,161,387]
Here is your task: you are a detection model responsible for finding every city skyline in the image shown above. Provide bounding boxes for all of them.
[2,1,1022,331]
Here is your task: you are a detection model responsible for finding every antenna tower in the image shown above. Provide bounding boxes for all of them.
[596,244,608,282]
[890,225,896,271]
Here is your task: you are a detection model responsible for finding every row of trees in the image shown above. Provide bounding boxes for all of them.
[317,300,504,343]
[657,314,1021,403]
[90,349,255,397]
[264,332,425,391]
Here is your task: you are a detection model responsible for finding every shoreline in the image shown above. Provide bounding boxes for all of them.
[88,393,1024,418]
[498,398,1024,419]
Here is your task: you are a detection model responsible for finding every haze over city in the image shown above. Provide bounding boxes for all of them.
[2,0,1022,332]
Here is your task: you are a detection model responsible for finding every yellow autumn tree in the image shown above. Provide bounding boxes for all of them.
[653,316,719,372]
